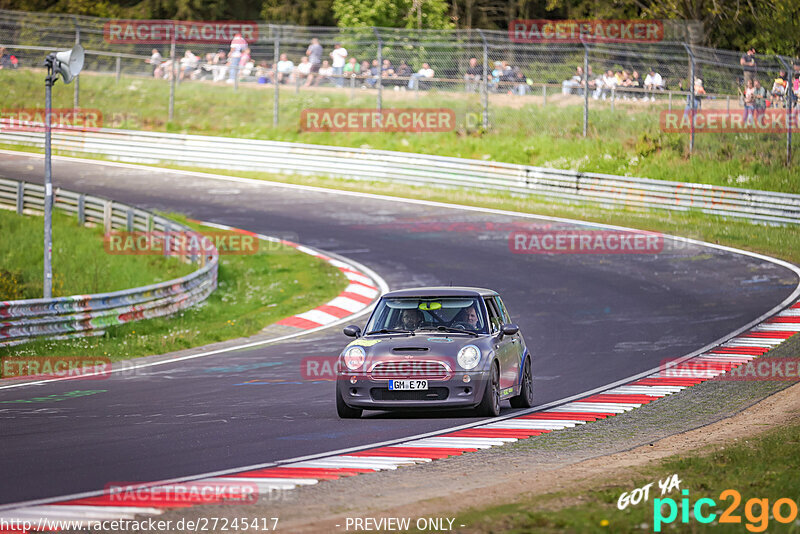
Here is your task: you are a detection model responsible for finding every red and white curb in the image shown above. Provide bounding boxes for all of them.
[3,303,797,528]
[195,221,381,330]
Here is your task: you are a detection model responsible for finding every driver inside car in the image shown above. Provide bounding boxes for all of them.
[395,308,424,331]
[454,306,480,330]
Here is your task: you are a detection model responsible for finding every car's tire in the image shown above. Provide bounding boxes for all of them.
[509,355,534,408]
[336,386,362,419]
[476,362,501,417]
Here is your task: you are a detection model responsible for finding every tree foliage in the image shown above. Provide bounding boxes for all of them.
[0,0,796,55]
[332,0,453,29]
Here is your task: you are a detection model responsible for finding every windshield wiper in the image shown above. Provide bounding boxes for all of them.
[420,325,479,337]
[365,328,415,336]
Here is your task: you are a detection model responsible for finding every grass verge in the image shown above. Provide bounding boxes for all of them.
[0,207,194,299]
[2,69,798,193]
[453,417,800,533]
[0,213,348,366]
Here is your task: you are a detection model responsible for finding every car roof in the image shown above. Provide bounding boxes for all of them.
[381,286,499,298]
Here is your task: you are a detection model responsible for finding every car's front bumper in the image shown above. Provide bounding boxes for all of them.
[336,370,491,410]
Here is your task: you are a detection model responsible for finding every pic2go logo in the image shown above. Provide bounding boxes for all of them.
[654,489,799,532]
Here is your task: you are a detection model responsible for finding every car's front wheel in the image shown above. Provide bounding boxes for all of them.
[476,362,501,417]
[510,356,534,408]
[336,386,362,419]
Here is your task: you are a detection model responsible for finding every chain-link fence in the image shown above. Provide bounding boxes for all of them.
[0,9,797,166]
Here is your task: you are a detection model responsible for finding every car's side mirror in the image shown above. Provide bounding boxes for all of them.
[502,323,519,336]
[343,325,362,338]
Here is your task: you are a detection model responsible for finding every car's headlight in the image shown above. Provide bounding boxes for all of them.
[343,346,366,370]
[457,345,481,370]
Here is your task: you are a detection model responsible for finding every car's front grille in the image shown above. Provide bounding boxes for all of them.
[369,360,451,380]
[370,387,449,401]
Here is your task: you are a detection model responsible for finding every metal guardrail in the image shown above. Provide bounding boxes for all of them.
[0,176,219,347]
[1,126,799,224]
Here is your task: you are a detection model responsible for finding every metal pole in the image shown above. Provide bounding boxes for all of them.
[273,32,279,127]
[778,56,794,166]
[115,55,121,83]
[73,20,80,109]
[43,61,55,298]
[373,27,382,116]
[682,43,695,154]
[542,84,546,106]
[168,22,176,122]
[478,30,488,130]
[582,42,589,137]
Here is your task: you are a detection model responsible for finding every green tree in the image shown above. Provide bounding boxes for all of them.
[332,0,453,29]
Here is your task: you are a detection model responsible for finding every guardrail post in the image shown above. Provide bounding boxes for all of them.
[126,208,134,232]
[77,193,85,224]
[668,91,672,110]
[610,86,615,112]
[350,73,355,100]
[726,95,730,112]
[103,201,112,233]
[115,55,121,83]
[542,84,546,107]
[16,181,24,214]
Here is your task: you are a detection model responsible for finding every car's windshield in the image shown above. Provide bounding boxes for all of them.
[366,297,488,334]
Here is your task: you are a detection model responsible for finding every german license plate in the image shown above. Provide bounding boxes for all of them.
[389,380,428,391]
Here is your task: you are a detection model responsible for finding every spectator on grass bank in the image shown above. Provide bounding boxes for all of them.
[211,50,227,81]
[366,59,380,87]
[562,66,583,95]
[276,53,294,83]
[743,79,755,125]
[317,60,333,85]
[295,56,312,84]
[381,59,395,77]
[227,47,241,82]
[644,68,663,101]
[230,32,247,54]
[740,48,756,85]
[344,57,361,77]
[147,49,163,78]
[330,43,347,86]
[179,50,199,80]
[256,61,272,84]
[408,62,434,90]
[395,60,412,79]
[305,37,323,86]
[772,70,788,105]
[593,69,617,100]
[512,68,532,95]
[464,57,482,92]
[629,70,642,98]
[753,79,766,120]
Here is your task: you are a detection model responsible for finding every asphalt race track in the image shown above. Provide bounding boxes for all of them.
[1,152,797,506]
